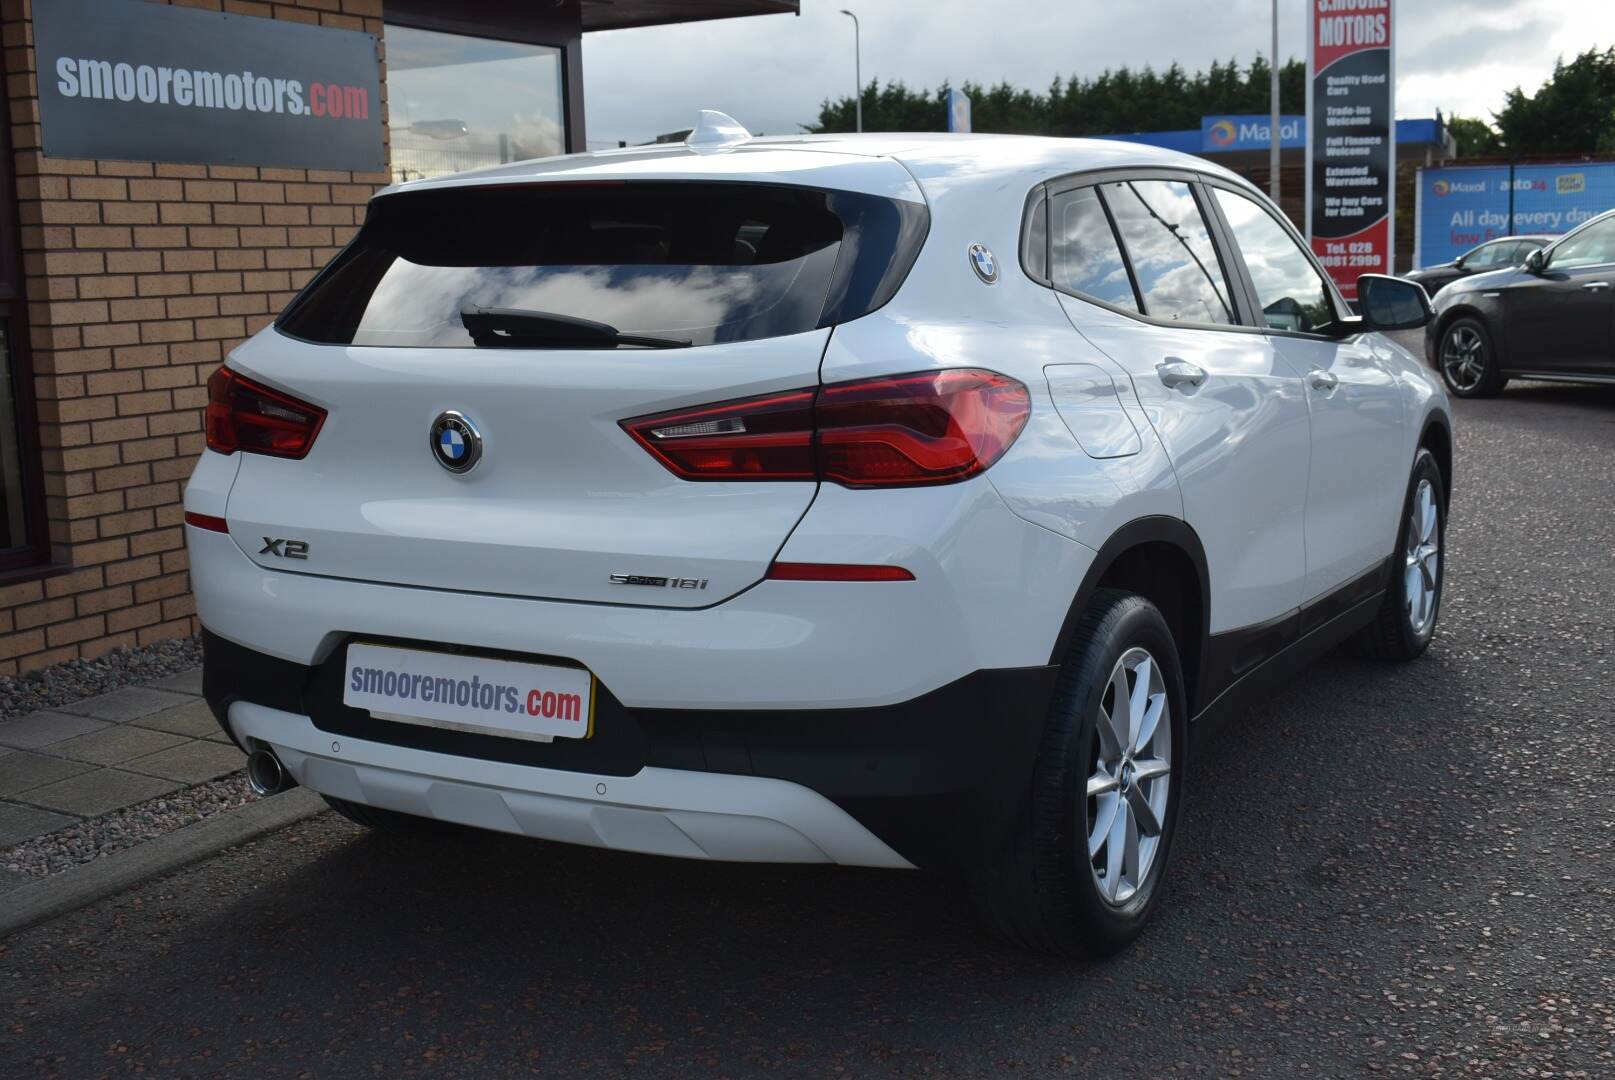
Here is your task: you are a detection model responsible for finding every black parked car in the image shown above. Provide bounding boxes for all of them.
[1426,210,1615,397]
[1405,234,1554,296]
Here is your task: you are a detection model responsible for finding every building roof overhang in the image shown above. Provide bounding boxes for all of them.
[581,0,798,33]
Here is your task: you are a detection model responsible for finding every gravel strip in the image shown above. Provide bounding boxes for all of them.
[1,772,252,878]
[0,636,202,720]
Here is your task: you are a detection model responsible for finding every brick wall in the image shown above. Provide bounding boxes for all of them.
[0,0,389,675]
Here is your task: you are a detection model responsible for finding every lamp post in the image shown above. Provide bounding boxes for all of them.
[1270,0,1281,202]
[840,9,862,133]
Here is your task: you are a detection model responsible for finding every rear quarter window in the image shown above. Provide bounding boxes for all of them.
[1049,186,1139,312]
[277,181,928,348]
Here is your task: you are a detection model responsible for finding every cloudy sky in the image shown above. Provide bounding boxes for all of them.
[581,0,1615,147]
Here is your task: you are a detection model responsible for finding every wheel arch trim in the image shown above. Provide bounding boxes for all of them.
[1046,515,1211,713]
[1417,412,1454,499]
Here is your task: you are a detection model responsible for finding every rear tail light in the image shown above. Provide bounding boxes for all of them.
[205,366,326,459]
[816,369,1030,487]
[622,368,1029,488]
[622,389,815,481]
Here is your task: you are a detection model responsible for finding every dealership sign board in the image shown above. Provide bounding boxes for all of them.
[35,0,384,171]
[947,89,972,133]
[1200,114,1304,154]
[1306,0,1394,300]
[1414,163,1615,268]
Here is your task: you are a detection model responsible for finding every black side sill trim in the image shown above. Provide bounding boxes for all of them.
[1198,557,1392,710]
[1503,371,1615,386]
[1191,589,1384,750]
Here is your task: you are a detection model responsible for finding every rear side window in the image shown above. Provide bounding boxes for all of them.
[1049,186,1139,312]
[1099,180,1235,325]
[277,182,928,348]
[1468,240,1513,268]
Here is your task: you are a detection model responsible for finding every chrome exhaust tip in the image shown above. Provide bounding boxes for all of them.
[245,748,294,796]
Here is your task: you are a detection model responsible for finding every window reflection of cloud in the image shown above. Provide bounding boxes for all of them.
[1105,182,1231,323]
[353,262,783,347]
[1214,191,1330,329]
[1055,191,1135,309]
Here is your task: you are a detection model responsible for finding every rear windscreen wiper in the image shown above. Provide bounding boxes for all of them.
[459,306,691,349]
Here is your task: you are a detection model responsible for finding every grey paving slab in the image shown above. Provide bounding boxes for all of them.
[131,699,220,739]
[49,725,189,767]
[0,801,77,846]
[0,752,96,798]
[0,787,322,935]
[15,769,181,818]
[57,687,194,723]
[147,668,203,696]
[0,712,110,751]
[124,740,244,785]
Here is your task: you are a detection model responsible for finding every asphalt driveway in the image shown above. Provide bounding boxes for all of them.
[3,378,1613,1078]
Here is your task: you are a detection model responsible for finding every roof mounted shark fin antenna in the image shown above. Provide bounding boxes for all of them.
[685,110,752,154]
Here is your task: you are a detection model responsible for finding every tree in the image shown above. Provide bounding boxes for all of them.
[1446,115,1501,157]
[1492,48,1615,156]
[806,57,1307,136]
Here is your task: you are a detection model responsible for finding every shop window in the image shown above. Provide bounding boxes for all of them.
[0,328,31,554]
[0,61,44,573]
[386,24,567,183]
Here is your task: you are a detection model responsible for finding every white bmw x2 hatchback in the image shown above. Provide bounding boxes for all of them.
[188,117,1451,956]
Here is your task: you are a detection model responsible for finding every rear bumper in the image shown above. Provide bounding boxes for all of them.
[231,701,916,869]
[186,479,1089,711]
[205,630,1060,871]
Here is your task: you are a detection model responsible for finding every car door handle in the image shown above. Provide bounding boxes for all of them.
[1308,369,1339,392]
[1583,281,1610,291]
[1157,359,1207,390]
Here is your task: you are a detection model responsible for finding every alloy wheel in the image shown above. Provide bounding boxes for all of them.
[1441,325,1486,392]
[1086,647,1171,906]
[1405,478,1441,634]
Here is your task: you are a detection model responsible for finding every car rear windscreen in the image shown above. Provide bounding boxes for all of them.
[276,181,929,348]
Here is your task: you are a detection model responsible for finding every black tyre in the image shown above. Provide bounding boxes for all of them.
[970,589,1187,958]
[322,794,447,833]
[1437,316,1507,398]
[1349,449,1446,661]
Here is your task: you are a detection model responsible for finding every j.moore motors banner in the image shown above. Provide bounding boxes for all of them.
[35,0,384,171]
[1414,163,1615,268]
[1306,0,1395,300]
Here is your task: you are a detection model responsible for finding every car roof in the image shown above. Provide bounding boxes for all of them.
[377,132,1257,206]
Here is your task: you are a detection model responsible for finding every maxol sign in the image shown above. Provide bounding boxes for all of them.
[1413,163,1615,268]
[1200,115,1304,153]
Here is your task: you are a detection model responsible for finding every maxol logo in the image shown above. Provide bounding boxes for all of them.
[1208,120,1237,147]
[1433,179,1486,196]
